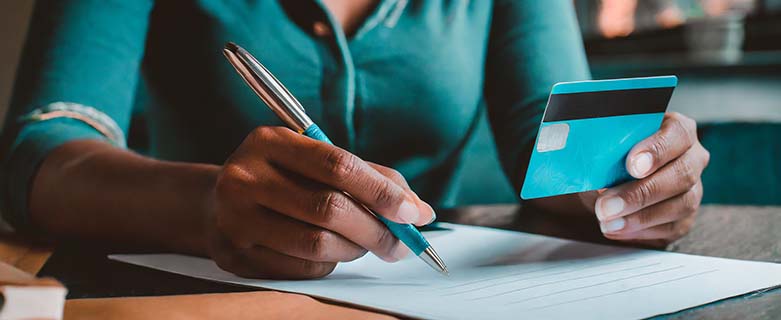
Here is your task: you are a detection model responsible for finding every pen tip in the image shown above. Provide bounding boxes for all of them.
[225,41,239,52]
[420,247,450,277]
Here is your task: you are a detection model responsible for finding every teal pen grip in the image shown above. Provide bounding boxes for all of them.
[303,123,333,144]
[374,215,430,255]
[303,124,430,255]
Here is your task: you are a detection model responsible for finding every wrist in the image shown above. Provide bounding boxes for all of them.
[152,160,220,255]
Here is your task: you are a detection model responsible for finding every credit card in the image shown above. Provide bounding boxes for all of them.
[520,76,677,199]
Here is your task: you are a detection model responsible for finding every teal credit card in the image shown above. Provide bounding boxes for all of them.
[520,76,677,200]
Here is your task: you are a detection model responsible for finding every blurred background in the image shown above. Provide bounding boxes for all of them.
[461,0,781,206]
[1,0,779,206]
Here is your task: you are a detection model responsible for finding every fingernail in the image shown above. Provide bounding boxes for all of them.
[397,200,420,224]
[600,218,626,233]
[426,207,437,225]
[596,196,625,220]
[391,243,410,261]
[632,152,653,177]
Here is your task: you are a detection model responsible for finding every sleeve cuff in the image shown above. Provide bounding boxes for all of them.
[2,118,110,232]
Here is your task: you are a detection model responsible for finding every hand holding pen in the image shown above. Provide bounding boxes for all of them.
[203,43,446,279]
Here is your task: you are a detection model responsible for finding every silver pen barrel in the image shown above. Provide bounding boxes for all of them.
[223,42,313,133]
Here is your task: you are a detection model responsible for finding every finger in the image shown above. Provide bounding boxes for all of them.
[595,145,708,221]
[599,183,701,235]
[210,223,337,280]
[368,163,436,226]
[603,215,695,242]
[236,245,338,279]
[209,227,247,274]
[250,127,420,225]
[220,206,367,263]
[244,165,407,262]
[626,112,698,178]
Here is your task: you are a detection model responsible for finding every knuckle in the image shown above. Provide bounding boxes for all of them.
[649,131,672,159]
[675,115,696,142]
[386,168,406,185]
[371,179,403,210]
[674,160,698,187]
[299,260,320,277]
[324,149,358,182]
[371,227,397,254]
[702,146,711,167]
[312,191,348,225]
[305,230,334,260]
[300,260,334,278]
[625,180,657,208]
[681,190,700,213]
[251,126,277,141]
[670,117,689,135]
[667,111,685,123]
[636,210,654,228]
[666,113,691,140]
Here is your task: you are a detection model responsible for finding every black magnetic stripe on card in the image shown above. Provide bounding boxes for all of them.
[543,87,674,122]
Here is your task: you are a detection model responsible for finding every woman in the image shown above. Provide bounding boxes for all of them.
[1,0,709,279]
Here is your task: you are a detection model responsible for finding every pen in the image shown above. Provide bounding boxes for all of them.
[222,42,449,276]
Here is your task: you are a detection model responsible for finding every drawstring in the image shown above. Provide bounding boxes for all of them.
[384,0,408,28]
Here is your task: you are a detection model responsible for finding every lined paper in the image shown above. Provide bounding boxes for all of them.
[111,223,781,319]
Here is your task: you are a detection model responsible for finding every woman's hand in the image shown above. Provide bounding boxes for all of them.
[204,127,434,279]
[593,112,710,246]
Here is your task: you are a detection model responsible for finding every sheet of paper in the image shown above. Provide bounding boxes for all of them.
[110,223,781,319]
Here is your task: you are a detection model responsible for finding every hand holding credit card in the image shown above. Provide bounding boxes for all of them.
[521,75,711,244]
[522,76,677,199]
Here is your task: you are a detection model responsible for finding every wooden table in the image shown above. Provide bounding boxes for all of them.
[5,205,781,319]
